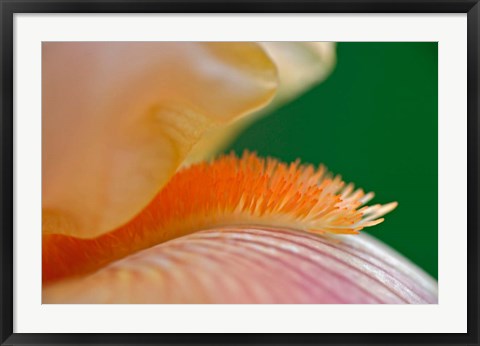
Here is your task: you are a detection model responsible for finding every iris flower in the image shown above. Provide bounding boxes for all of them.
[42,42,438,304]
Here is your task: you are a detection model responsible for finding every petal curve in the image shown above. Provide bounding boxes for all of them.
[186,42,336,163]
[43,226,438,304]
[42,42,278,238]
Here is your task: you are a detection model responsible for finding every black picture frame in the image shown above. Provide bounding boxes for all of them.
[1,1,478,345]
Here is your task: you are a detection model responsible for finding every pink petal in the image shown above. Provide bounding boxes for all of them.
[43,227,438,304]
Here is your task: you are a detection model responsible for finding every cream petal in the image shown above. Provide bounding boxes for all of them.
[43,227,437,304]
[42,42,278,238]
[261,42,336,102]
[186,42,336,163]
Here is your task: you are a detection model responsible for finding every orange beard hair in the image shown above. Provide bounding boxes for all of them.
[43,151,397,284]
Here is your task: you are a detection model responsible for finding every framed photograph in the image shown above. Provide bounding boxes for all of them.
[1,0,478,345]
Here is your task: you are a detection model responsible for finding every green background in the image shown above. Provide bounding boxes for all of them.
[226,42,438,279]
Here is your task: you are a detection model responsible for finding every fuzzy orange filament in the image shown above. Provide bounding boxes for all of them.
[43,152,397,284]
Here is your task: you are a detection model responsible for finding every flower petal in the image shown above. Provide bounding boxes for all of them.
[42,42,278,238]
[185,42,336,163]
[43,226,437,304]
[261,42,336,102]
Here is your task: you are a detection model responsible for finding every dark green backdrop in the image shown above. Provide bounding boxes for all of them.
[226,42,438,279]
